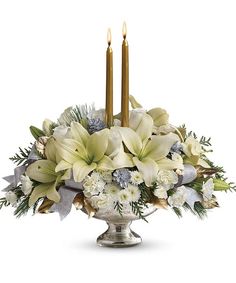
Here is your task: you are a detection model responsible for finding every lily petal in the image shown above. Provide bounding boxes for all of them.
[117,127,142,156]
[55,160,72,172]
[112,149,134,169]
[45,138,57,162]
[106,127,123,158]
[56,139,87,163]
[86,129,109,162]
[133,157,158,187]
[70,121,89,147]
[73,160,97,182]
[157,157,184,170]
[29,182,60,207]
[97,156,114,171]
[142,133,179,160]
[26,160,57,183]
[129,111,153,142]
[61,169,72,181]
[129,95,143,109]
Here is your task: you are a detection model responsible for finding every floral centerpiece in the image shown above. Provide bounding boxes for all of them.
[1,95,234,247]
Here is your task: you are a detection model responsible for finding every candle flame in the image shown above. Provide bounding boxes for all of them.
[122,22,127,39]
[107,28,111,46]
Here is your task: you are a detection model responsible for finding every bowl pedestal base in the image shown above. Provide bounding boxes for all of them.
[97,221,142,247]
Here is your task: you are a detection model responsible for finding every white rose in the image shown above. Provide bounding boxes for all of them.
[182,136,202,158]
[168,186,187,208]
[202,178,214,201]
[113,119,121,126]
[126,184,141,202]
[20,175,33,195]
[42,119,53,136]
[153,187,168,199]
[53,125,71,140]
[153,124,176,135]
[5,191,17,205]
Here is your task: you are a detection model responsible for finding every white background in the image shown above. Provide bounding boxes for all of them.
[0,0,236,282]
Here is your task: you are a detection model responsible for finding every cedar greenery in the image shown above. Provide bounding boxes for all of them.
[131,201,148,223]
[0,197,9,210]
[13,196,30,218]
[10,146,32,166]
[114,201,123,216]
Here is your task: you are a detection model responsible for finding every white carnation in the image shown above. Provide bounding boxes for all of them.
[156,170,178,188]
[202,178,214,201]
[99,170,113,183]
[5,191,17,205]
[90,194,112,209]
[20,175,33,195]
[130,171,143,185]
[83,172,106,198]
[168,186,187,208]
[35,136,49,156]
[153,187,168,199]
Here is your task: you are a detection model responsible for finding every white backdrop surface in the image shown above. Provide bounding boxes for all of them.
[0,1,236,283]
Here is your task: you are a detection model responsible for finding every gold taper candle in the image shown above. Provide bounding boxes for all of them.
[105,28,113,127]
[121,22,129,127]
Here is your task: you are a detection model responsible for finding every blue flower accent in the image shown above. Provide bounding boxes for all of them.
[170,142,183,154]
[87,118,106,134]
[113,169,131,188]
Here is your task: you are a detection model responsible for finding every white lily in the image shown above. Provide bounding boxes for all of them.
[55,122,115,182]
[26,138,66,207]
[117,112,183,186]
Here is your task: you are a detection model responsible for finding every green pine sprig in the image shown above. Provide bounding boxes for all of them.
[138,183,153,203]
[172,207,182,218]
[0,197,9,210]
[183,202,207,219]
[13,196,30,218]
[10,146,32,165]
[131,201,148,222]
[200,136,212,147]
[59,104,95,126]
[114,201,123,216]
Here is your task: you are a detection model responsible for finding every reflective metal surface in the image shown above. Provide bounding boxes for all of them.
[93,203,157,247]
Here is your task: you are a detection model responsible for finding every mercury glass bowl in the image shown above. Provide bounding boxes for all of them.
[89,202,157,248]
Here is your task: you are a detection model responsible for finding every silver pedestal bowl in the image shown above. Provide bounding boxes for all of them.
[92,203,157,247]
